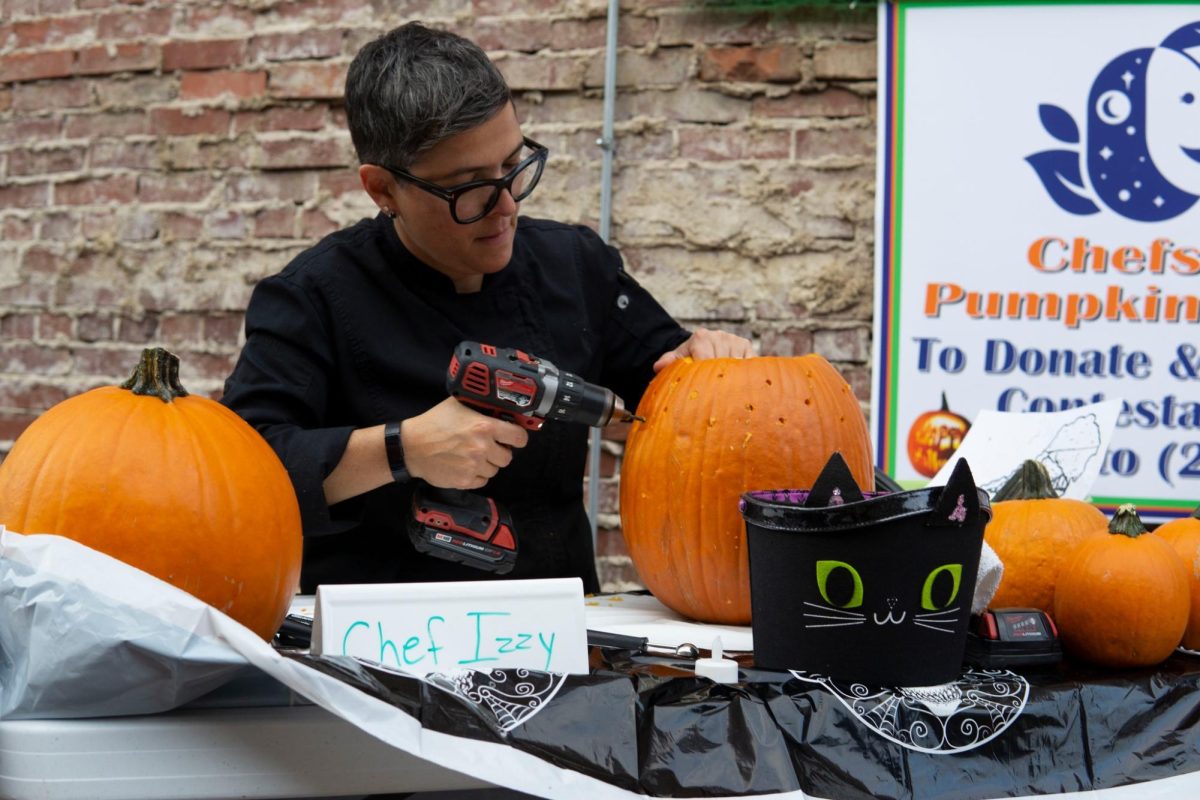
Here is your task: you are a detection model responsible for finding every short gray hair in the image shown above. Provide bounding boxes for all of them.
[345,22,513,170]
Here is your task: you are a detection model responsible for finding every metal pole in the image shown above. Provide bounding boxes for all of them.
[588,0,620,547]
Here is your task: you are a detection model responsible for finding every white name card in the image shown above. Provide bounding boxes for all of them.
[310,578,589,676]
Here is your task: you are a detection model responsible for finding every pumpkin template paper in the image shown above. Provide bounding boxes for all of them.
[0,348,302,640]
[620,355,874,625]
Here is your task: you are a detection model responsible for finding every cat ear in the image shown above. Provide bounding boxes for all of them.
[929,458,981,527]
[803,451,865,508]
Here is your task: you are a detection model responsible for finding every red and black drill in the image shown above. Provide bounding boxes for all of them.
[408,341,643,573]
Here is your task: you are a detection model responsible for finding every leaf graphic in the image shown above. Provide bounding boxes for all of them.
[1038,104,1080,144]
[1025,150,1100,215]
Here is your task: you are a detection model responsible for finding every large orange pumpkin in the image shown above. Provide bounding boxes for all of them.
[0,348,302,640]
[620,355,874,624]
[1154,503,1200,651]
[984,459,1107,615]
[1054,504,1189,669]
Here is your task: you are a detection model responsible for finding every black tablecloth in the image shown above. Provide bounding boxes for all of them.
[284,648,1200,799]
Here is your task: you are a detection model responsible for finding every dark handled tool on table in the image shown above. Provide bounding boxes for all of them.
[407,341,643,574]
[587,629,701,660]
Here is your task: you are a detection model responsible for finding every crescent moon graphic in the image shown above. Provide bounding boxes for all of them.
[1096,89,1132,124]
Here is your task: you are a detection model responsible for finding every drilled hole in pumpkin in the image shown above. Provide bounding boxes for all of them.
[777,417,786,424]
[745,403,754,412]
[717,373,724,379]
[764,379,773,386]
[804,398,812,406]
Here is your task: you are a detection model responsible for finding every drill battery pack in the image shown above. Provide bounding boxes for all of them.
[409,485,518,574]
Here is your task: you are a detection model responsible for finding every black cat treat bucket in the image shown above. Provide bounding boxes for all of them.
[741,453,991,687]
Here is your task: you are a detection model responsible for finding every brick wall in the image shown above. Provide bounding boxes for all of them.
[0,0,878,590]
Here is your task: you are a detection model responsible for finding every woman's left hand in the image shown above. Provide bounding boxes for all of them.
[653,327,755,372]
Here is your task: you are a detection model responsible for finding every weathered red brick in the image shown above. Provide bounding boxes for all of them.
[794,126,873,161]
[116,312,160,344]
[96,8,172,41]
[300,207,337,239]
[0,116,60,146]
[76,312,114,342]
[273,0,372,25]
[202,313,243,346]
[0,414,38,443]
[0,312,36,340]
[150,107,231,136]
[138,172,216,203]
[253,206,295,238]
[679,127,790,160]
[76,42,159,75]
[472,0,563,16]
[2,217,35,240]
[251,30,343,62]
[54,174,137,205]
[158,312,204,343]
[161,211,204,240]
[256,136,350,170]
[180,70,268,101]
[813,42,876,80]
[89,139,157,170]
[226,170,316,203]
[267,61,346,99]
[233,105,328,134]
[469,19,554,53]
[759,326,815,357]
[162,39,248,72]
[12,78,92,111]
[37,312,73,342]
[700,44,805,83]
[0,182,49,209]
[8,145,85,176]
[4,15,94,49]
[40,212,79,241]
[317,170,361,199]
[753,88,869,119]
[0,87,11,112]
[0,343,72,375]
[72,346,146,379]
[1,50,74,82]
[0,382,69,411]
[208,209,248,239]
[181,5,256,35]
[64,111,150,139]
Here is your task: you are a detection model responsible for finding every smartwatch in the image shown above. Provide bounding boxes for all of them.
[383,421,411,483]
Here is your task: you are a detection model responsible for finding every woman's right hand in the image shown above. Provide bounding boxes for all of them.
[402,397,530,490]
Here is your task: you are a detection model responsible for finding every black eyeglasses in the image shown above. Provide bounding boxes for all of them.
[379,137,548,225]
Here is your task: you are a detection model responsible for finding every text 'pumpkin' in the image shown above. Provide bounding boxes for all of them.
[0,348,302,640]
[620,355,874,624]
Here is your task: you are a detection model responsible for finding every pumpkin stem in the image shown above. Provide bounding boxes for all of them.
[992,459,1059,502]
[1108,503,1147,538]
[939,391,950,412]
[120,347,190,403]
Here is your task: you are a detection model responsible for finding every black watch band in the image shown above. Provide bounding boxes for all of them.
[384,421,411,483]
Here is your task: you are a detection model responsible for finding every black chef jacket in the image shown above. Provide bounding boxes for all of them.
[222,213,689,594]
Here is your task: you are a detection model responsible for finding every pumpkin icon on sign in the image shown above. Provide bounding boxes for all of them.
[906,392,971,478]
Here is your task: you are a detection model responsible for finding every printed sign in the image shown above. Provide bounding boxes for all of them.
[310,578,590,675]
[873,2,1200,519]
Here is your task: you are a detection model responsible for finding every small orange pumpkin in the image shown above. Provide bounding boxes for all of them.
[1054,504,1189,669]
[984,459,1108,615]
[620,355,874,624]
[1154,503,1200,651]
[0,348,302,640]
[906,392,970,478]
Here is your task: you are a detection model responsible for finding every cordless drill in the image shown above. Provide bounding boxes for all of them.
[408,341,643,573]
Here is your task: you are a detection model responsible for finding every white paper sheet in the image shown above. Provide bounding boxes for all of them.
[931,400,1122,500]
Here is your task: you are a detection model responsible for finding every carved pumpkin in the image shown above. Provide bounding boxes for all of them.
[906,392,970,478]
[1054,504,1189,668]
[1154,504,1200,651]
[984,459,1107,615]
[0,348,302,640]
[620,355,874,624]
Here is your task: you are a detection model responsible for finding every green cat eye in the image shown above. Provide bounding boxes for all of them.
[815,559,864,608]
[921,563,963,610]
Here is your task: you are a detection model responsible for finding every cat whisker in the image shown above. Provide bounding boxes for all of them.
[802,601,863,618]
[804,611,866,622]
[913,621,957,634]
[805,620,866,628]
[915,607,961,619]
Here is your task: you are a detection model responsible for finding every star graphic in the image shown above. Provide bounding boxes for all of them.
[1121,70,1135,89]
[1100,146,1114,160]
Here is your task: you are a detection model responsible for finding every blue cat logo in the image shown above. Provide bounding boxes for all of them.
[1028,22,1200,221]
